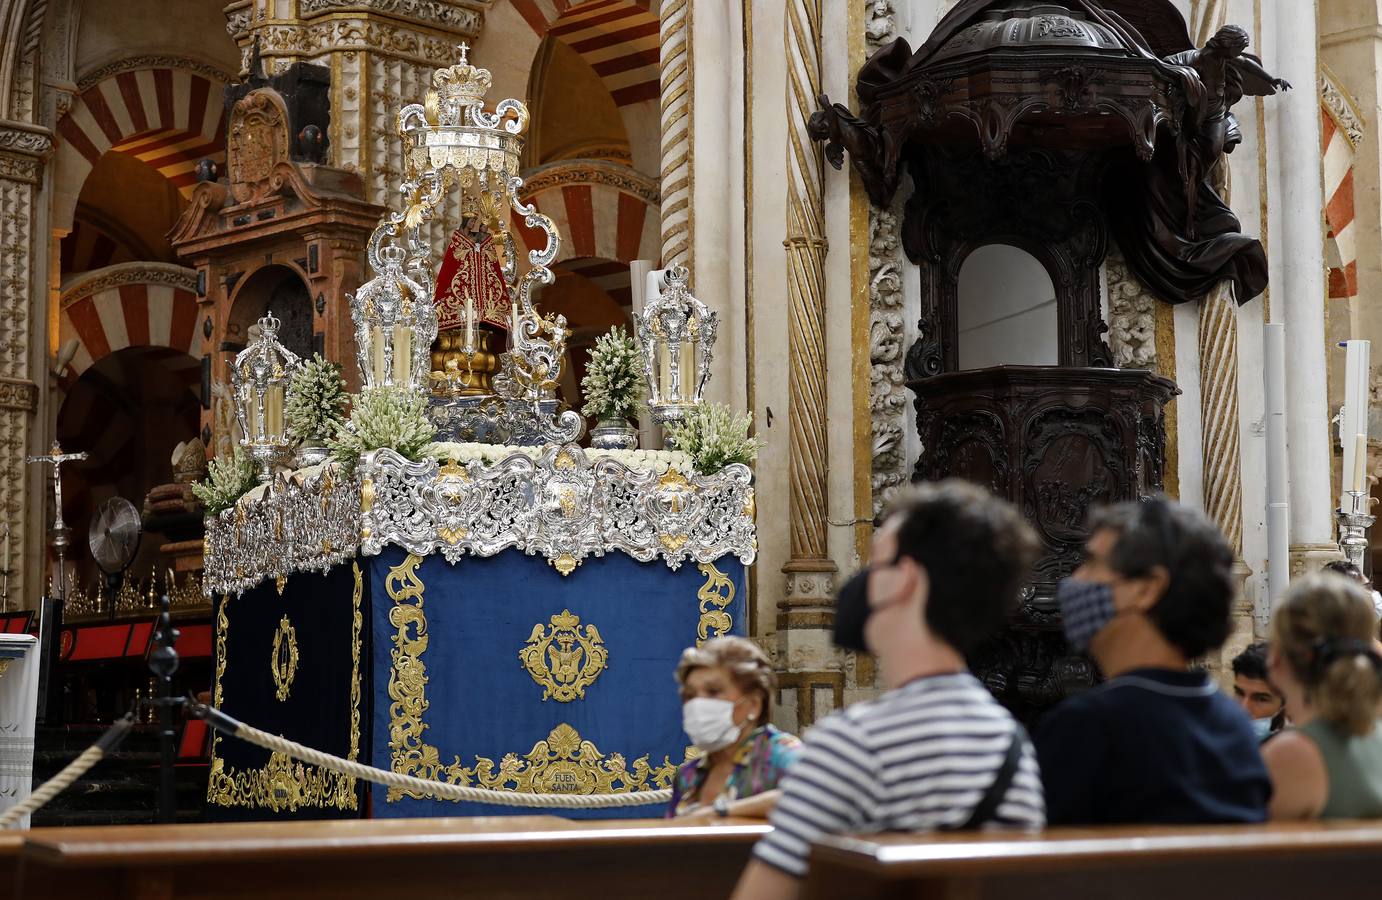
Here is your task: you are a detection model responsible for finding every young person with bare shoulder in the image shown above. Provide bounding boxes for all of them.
[1263,573,1382,820]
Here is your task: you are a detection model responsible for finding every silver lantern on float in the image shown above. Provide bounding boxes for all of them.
[232,311,301,482]
[637,266,717,426]
[349,243,437,394]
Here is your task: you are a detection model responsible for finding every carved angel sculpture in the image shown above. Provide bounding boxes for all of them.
[1109,24,1289,305]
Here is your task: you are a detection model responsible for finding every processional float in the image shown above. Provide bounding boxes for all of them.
[200,46,755,821]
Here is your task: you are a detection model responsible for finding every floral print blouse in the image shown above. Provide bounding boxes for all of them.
[667,724,803,817]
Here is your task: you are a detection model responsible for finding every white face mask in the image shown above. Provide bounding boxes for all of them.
[1251,717,1274,742]
[682,697,747,753]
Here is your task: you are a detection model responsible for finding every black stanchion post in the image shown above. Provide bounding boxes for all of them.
[149,593,180,824]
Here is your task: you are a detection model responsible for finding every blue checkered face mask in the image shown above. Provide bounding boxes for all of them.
[1057,578,1116,653]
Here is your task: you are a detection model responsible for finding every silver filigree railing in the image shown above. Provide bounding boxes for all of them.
[203,464,362,598]
[360,445,756,574]
[203,446,757,597]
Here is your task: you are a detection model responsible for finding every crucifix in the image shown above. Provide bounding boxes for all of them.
[27,442,88,604]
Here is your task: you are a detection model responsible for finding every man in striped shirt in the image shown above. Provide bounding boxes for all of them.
[732,482,1046,899]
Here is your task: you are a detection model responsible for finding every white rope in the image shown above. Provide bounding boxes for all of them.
[1,744,107,829]
[222,713,674,809]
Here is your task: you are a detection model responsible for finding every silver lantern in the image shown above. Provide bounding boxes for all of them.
[637,266,717,425]
[232,311,301,482]
[349,243,437,393]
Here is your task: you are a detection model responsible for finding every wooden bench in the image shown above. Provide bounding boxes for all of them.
[806,823,1382,899]
[16,817,1382,899]
[0,833,21,900]
[12,816,771,900]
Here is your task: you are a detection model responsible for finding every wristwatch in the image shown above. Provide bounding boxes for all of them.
[713,794,731,817]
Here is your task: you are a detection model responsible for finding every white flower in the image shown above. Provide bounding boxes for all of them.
[421,442,693,476]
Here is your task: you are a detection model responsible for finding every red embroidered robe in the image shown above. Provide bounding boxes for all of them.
[434,228,511,332]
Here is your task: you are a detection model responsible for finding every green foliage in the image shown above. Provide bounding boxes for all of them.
[580,326,644,422]
[285,353,349,446]
[665,403,763,475]
[328,388,436,472]
[191,447,257,516]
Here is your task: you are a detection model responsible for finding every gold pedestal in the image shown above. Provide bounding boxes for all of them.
[430,327,503,396]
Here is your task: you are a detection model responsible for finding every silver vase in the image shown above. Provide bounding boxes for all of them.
[590,419,638,450]
[294,445,332,469]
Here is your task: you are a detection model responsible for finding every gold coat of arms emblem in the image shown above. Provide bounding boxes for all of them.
[519,609,607,702]
[270,614,299,702]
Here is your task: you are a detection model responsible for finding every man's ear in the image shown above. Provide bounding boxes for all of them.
[1126,564,1170,613]
[907,558,931,614]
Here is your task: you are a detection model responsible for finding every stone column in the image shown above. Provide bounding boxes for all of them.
[779,0,836,656]
[1268,2,1338,573]
[1198,279,1257,654]
[0,121,49,609]
[659,0,693,272]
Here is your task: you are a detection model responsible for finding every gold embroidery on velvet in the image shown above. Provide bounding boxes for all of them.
[384,553,688,802]
[206,565,362,811]
[696,562,735,645]
[270,614,299,702]
[519,609,608,702]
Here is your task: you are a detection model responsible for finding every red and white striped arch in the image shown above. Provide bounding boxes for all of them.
[58,264,201,382]
[509,0,660,106]
[1322,103,1359,301]
[53,67,227,231]
[511,175,660,267]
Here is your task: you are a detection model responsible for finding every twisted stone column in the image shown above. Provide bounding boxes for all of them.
[658,0,693,271]
[780,0,835,623]
[1197,281,1244,554]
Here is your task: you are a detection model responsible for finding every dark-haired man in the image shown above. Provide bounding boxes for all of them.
[1035,498,1271,825]
[731,481,1044,900]
[1231,642,1285,741]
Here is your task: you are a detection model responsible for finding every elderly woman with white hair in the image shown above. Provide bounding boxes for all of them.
[667,636,802,821]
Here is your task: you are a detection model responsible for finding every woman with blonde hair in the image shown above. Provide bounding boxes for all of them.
[667,636,802,821]
[1264,572,1382,820]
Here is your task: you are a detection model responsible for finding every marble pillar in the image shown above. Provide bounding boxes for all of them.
[1268,2,1338,575]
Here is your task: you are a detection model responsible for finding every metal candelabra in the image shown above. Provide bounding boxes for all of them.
[148,592,181,824]
[1337,490,1375,575]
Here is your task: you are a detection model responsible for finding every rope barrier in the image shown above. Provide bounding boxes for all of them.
[189,700,674,810]
[0,715,134,830]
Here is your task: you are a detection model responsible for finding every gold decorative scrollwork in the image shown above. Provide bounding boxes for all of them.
[270,614,299,702]
[519,609,607,702]
[697,562,735,645]
[207,563,363,811]
[385,554,688,803]
[206,750,357,813]
[471,723,685,796]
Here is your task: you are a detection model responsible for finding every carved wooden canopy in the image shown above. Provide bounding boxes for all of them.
[862,0,1177,179]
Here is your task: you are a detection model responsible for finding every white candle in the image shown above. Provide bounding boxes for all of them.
[265,384,283,440]
[394,327,412,386]
[1354,432,1369,494]
[5,527,12,570]
[1342,341,1372,509]
[465,293,476,356]
[370,326,387,385]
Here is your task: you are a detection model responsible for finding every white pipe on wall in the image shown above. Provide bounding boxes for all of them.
[1264,322,1290,632]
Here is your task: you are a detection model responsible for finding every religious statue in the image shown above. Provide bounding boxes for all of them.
[433,213,512,338]
[1106,23,1289,305]
[430,212,512,395]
